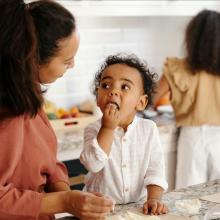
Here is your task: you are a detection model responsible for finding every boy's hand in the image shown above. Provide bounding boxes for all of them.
[143,199,168,215]
[102,103,120,130]
[97,103,120,155]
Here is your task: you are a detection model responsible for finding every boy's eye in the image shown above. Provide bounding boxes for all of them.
[121,84,130,90]
[64,61,72,67]
[100,82,110,89]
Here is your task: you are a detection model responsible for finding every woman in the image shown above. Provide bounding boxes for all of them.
[154,10,220,189]
[0,0,113,219]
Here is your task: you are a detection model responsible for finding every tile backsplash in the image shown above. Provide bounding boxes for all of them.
[45,16,190,109]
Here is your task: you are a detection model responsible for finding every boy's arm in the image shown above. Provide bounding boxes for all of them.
[142,123,168,215]
[143,185,168,215]
[97,126,114,155]
[80,124,109,173]
[80,104,120,172]
[147,184,164,200]
[144,123,168,190]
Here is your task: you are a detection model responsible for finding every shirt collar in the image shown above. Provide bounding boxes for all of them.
[116,115,138,136]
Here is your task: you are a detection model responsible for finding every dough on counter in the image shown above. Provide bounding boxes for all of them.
[105,214,125,220]
[105,211,160,220]
[125,211,160,220]
[175,199,201,215]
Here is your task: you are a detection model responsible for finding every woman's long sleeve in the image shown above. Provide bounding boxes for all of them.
[0,117,43,219]
[0,111,68,220]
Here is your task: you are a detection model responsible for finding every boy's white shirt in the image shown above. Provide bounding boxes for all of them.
[80,116,168,204]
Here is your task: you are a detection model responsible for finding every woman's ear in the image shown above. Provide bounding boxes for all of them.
[136,94,148,111]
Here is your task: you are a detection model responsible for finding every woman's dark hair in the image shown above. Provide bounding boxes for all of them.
[185,9,220,75]
[93,54,157,108]
[0,0,75,120]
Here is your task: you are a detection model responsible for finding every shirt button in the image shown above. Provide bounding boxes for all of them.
[125,188,129,192]
[123,138,126,142]
[122,164,126,168]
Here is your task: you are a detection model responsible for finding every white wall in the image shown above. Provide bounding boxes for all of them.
[45,16,191,108]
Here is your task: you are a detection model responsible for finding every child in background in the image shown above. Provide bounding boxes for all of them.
[154,10,220,189]
[80,54,168,215]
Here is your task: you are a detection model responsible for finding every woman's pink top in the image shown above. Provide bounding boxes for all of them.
[0,111,69,220]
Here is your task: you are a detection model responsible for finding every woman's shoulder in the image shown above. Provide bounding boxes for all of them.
[0,115,27,157]
[0,114,25,130]
[0,111,45,131]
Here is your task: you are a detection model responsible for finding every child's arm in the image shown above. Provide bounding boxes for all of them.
[97,103,120,155]
[80,104,120,173]
[143,184,168,215]
[153,75,170,107]
[143,122,168,215]
[97,126,115,155]
[147,184,164,201]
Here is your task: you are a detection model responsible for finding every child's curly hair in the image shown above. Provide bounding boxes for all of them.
[93,53,158,108]
[185,10,220,75]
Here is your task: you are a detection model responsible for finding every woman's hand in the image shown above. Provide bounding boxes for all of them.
[65,190,114,220]
[143,199,168,215]
[46,181,71,192]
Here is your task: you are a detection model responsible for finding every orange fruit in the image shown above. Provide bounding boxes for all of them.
[56,108,70,119]
[70,106,79,117]
[155,92,170,107]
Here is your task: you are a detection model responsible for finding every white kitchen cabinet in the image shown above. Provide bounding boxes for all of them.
[158,125,178,190]
[49,116,96,161]
[56,1,220,16]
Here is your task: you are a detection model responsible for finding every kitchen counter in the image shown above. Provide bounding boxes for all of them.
[57,179,220,220]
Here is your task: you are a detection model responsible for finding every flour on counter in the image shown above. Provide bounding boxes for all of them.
[105,214,125,220]
[105,211,160,220]
[175,199,201,215]
[126,211,160,220]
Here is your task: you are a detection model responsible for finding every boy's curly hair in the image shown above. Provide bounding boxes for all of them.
[93,54,158,108]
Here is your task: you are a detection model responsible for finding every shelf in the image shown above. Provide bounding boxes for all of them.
[57,1,220,17]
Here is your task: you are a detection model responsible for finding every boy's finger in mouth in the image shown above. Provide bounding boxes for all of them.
[107,101,120,110]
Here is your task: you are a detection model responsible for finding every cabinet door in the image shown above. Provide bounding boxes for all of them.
[64,159,88,190]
